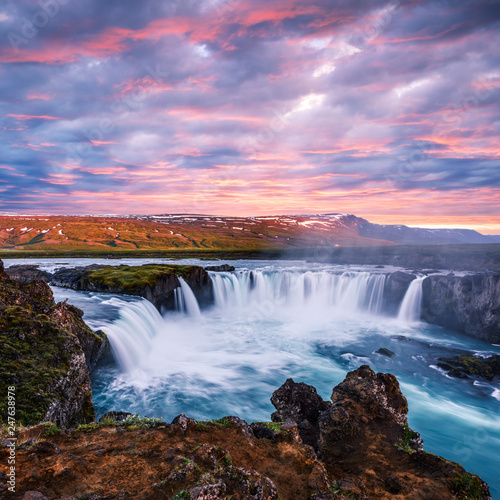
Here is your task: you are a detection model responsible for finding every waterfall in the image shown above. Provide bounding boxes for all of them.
[176,277,201,317]
[397,277,425,323]
[100,269,423,373]
[99,299,164,372]
[99,279,203,372]
[210,270,387,315]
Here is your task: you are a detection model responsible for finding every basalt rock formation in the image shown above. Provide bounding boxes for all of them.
[382,270,500,344]
[0,259,107,428]
[270,366,491,499]
[422,273,500,344]
[3,264,51,283]
[270,379,332,449]
[205,264,236,272]
[7,263,214,312]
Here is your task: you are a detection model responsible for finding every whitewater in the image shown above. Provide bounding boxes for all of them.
[4,258,500,497]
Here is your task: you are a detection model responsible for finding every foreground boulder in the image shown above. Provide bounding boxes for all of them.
[0,259,107,427]
[271,366,491,499]
[0,365,492,499]
[271,379,331,449]
[317,365,415,465]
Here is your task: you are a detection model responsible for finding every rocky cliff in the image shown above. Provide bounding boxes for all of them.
[9,263,214,312]
[6,262,500,344]
[0,366,491,499]
[422,273,500,344]
[0,259,108,428]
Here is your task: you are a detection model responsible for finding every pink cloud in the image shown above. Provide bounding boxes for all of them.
[8,114,61,120]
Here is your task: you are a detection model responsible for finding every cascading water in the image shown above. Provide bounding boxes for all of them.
[99,299,164,371]
[102,279,203,372]
[210,270,387,315]
[397,277,425,323]
[177,277,201,317]
[41,260,500,497]
[101,271,423,374]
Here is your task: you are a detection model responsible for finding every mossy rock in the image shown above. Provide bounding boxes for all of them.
[85,264,202,292]
[437,355,500,381]
[0,269,96,427]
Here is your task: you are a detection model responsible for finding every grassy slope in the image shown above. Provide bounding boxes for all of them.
[86,264,202,292]
[1,216,499,271]
[0,215,394,253]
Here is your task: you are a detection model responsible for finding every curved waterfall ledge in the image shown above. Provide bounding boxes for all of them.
[44,263,214,311]
[5,261,499,343]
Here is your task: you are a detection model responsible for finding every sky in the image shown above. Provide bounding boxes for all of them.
[0,0,499,232]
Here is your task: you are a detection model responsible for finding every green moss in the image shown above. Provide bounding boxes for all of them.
[252,421,290,436]
[264,422,283,433]
[451,472,483,499]
[43,422,61,436]
[76,422,101,433]
[438,355,500,381]
[328,482,356,499]
[171,491,190,500]
[0,277,95,427]
[395,424,419,454]
[121,413,164,428]
[86,264,201,292]
[209,417,236,428]
[99,415,117,426]
[0,312,74,426]
[179,457,202,473]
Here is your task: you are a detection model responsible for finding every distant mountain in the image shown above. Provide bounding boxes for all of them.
[0,213,498,252]
[355,219,500,245]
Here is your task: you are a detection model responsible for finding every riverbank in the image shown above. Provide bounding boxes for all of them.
[1,243,499,272]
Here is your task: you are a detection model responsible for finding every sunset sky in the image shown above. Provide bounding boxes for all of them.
[1,0,499,232]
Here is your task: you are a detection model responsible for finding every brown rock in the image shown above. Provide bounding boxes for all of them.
[171,413,197,431]
[271,378,331,449]
[188,483,227,499]
[21,492,49,500]
[307,463,331,491]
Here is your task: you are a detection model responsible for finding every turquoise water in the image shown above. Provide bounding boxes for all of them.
[5,258,499,497]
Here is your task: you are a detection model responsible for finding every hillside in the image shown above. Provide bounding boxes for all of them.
[0,213,498,254]
[0,214,395,252]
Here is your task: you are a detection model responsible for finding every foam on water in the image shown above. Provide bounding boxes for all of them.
[492,388,500,401]
[42,260,500,498]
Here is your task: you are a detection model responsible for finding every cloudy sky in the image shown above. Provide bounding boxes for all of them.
[0,0,499,231]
